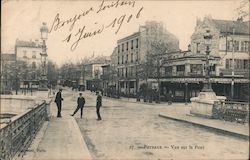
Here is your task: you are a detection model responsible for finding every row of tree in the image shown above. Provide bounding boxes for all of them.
[1,60,58,94]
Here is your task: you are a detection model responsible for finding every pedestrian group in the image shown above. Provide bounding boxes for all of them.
[54,89,103,120]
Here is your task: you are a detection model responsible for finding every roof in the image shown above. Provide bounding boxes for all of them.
[212,19,249,35]
[117,32,140,43]
[15,39,42,48]
[1,54,16,61]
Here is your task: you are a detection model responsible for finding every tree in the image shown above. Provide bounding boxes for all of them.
[47,60,59,87]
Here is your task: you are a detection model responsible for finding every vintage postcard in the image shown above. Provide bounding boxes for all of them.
[1,0,249,160]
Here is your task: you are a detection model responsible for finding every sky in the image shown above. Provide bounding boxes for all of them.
[1,0,248,66]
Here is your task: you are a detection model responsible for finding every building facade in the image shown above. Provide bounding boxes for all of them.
[115,21,180,97]
[159,17,250,102]
[15,39,43,90]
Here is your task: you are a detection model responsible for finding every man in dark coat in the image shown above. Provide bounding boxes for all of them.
[96,91,102,121]
[71,93,85,118]
[54,88,63,117]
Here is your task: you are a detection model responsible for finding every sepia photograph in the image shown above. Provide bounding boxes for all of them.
[1,0,249,159]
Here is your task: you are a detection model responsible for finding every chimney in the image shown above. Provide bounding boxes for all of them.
[188,44,191,51]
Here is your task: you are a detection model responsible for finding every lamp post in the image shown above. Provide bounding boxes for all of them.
[202,29,213,92]
[39,22,49,91]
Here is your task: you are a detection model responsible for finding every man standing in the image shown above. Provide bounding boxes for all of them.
[96,91,102,121]
[71,93,85,118]
[54,88,63,117]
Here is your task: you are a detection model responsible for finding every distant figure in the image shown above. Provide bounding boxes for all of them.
[96,91,102,121]
[71,93,85,118]
[54,89,64,117]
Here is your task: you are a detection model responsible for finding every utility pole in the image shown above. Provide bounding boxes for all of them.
[231,28,235,100]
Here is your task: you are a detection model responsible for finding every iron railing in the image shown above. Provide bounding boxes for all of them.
[213,101,249,123]
[0,101,49,160]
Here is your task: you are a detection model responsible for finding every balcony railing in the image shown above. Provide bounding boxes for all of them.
[0,101,50,160]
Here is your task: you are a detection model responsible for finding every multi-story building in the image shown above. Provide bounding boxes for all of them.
[160,16,249,102]
[115,21,180,97]
[101,47,118,96]
[83,56,111,92]
[15,39,42,69]
[15,39,43,90]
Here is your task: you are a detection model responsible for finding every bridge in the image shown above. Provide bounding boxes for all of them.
[0,89,248,160]
[0,91,91,160]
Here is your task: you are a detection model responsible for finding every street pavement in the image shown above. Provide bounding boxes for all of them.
[76,91,249,160]
[22,89,249,160]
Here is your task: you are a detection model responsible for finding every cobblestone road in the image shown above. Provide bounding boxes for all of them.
[71,91,249,160]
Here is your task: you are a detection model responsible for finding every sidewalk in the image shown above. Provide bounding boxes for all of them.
[22,90,92,160]
[159,105,249,140]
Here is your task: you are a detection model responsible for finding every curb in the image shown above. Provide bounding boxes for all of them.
[159,114,249,140]
[71,117,93,160]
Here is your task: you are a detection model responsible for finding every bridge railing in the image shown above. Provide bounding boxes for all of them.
[0,101,49,160]
[213,101,249,123]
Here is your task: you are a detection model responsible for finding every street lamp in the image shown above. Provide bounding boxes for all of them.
[202,28,213,92]
[39,22,49,91]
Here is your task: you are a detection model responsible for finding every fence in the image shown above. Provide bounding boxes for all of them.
[0,101,49,160]
[213,100,249,123]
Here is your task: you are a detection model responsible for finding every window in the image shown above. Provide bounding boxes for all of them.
[196,43,200,53]
[126,55,128,63]
[121,68,123,77]
[245,41,250,52]
[118,45,120,53]
[122,44,124,52]
[226,59,230,69]
[241,41,245,51]
[243,60,249,69]
[131,53,133,63]
[235,41,239,51]
[130,81,134,88]
[165,66,172,76]
[136,38,139,48]
[122,56,124,64]
[126,42,128,51]
[125,68,128,77]
[176,65,185,71]
[120,82,124,88]
[136,52,139,61]
[32,62,36,69]
[118,56,120,64]
[190,64,203,74]
[209,64,216,71]
[227,41,233,51]
[131,40,134,49]
[23,51,27,58]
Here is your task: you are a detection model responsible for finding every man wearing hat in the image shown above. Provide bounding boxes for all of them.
[96,91,102,120]
[71,93,85,118]
[54,88,64,117]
